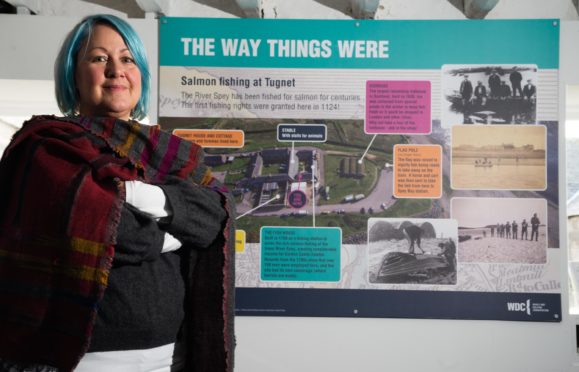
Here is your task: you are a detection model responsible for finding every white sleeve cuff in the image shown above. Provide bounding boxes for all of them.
[125,180,172,219]
[162,232,182,253]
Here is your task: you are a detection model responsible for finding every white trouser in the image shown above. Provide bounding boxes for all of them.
[75,343,183,372]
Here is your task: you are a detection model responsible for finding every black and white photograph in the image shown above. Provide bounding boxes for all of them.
[451,124,546,190]
[451,197,547,264]
[368,218,458,285]
[442,64,538,126]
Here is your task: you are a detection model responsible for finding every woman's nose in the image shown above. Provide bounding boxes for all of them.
[105,59,125,78]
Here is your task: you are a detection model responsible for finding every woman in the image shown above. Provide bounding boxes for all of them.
[0,14,235,372]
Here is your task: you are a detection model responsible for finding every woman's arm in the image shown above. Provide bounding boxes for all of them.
[114,204,175,265]
[158,177,228,250]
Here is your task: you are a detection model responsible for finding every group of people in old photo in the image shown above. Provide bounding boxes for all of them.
[459,68,536,107]
[443,64,538,125]
[490,213,541,242]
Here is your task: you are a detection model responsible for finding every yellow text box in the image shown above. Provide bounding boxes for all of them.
[394,144,442,198]
[235,230,246,253]
[173,129,244,148]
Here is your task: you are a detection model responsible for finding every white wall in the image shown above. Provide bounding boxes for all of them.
[1,3,579,372]
[0,14,158,121]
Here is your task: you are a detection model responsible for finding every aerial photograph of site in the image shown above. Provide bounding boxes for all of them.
[160,117,560,248]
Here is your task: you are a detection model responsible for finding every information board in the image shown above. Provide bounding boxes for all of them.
[159,18,561,322]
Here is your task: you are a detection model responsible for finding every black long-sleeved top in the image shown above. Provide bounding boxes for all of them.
[88,179,227,352]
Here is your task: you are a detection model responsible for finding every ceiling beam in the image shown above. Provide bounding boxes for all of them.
[350,0,380,19]
[464,0,499,19]
[135,0,167,16]
[5,0,39,13]
[6,0,127,16]
[446,0,500,19]
[235,0,261,18]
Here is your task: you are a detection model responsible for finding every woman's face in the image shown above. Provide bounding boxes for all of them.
[75,24,141,120]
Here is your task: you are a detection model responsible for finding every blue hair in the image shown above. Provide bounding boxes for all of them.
[54,14,150,121]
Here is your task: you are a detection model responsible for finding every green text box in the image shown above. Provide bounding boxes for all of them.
[261,227,341,282]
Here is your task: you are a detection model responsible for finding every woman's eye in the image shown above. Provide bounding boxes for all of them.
[92,55,108,63]
[122,56,135,64]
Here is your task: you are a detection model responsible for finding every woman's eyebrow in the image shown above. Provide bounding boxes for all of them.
[86,46,130,53]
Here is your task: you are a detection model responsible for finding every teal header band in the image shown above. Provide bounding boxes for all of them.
[159,18,559,69]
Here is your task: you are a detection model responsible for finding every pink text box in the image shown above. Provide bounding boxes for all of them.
[365,80,431,134]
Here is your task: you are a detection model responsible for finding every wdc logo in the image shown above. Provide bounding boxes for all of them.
[507,299,531,316]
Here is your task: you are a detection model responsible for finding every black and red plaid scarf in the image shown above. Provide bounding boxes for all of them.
[0,115,235,371]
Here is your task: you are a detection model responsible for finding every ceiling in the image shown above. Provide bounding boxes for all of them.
[83,0,145,18]
[3,0,575,19]
[0,0,579,19]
